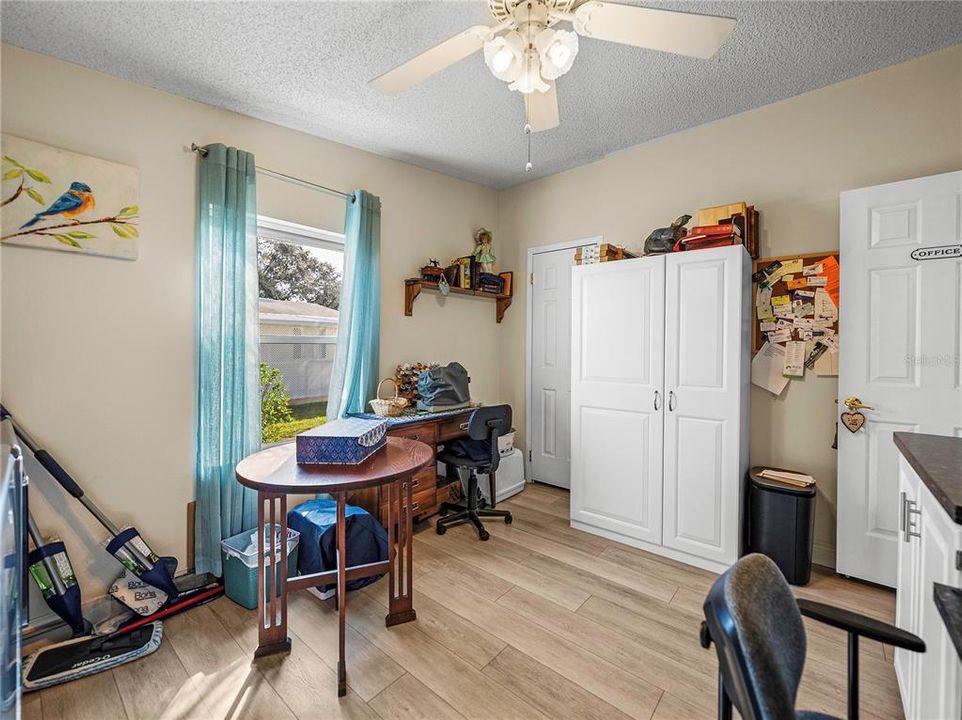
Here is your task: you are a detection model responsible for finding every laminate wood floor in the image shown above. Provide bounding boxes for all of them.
[27,483,903,720]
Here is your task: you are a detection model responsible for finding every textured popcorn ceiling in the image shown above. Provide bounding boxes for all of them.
[2,1,960,189]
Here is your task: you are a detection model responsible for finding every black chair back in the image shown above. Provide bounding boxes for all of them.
[702,554,807,720]
[466,405,512,473]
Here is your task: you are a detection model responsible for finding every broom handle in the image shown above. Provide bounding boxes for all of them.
[6,410,156,570]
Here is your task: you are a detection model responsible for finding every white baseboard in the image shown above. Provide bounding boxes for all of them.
[570,520,733,575]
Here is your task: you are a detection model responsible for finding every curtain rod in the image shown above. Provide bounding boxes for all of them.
[190,143,353,201]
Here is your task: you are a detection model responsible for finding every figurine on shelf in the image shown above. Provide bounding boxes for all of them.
[474,227,496,273]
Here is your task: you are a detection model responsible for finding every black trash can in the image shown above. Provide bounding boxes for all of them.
[746,467,816,585]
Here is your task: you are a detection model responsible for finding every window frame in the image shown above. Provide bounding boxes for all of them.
[257,214,344,348]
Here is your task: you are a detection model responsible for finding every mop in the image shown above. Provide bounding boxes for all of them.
[21,507,163,692]
[2,406,181,613]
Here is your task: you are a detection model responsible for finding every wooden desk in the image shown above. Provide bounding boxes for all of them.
[349,408,497,523]
[235,437,433,696]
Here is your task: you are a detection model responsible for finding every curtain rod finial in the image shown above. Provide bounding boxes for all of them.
[189,143,209,157]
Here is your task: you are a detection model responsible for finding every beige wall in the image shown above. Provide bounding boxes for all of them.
[3,38,960,609]
[0,44,499,595]
[499,44,962,566]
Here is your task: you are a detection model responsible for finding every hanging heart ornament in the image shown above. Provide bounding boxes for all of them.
[841,396,873,433]
[840,411,865,433]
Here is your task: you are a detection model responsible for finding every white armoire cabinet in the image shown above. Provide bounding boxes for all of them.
[570,244,750,572]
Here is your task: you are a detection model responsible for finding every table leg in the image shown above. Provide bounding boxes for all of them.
[386,476,416,627]
[336,491,347,697]
[254,491,291,658]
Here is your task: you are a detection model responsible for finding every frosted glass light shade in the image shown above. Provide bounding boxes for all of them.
[535,28,579,80]
[483,31,525,82]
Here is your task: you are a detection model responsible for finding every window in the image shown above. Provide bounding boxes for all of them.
[257,215,344,443]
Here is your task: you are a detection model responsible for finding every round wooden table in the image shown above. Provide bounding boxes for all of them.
[235,437,433,696]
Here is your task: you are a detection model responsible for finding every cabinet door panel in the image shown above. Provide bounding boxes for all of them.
[917,484,962,720]
[570,257,665,544]
[663,246,748,565]
[895,458,921,719]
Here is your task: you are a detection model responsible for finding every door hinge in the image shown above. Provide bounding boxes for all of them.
[530,272,534,286]
[956,551,962,571]
[528,450,532,462]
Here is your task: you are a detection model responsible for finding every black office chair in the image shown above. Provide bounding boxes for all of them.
[435,405,513,541]
[700,553,923,720]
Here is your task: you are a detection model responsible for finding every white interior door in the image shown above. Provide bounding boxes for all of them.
[570,256,665,544]
[529,247,577,488]
[662,246,749,566]
[837,171,962,587]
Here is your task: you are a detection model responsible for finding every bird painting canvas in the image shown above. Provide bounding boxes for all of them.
[1,135,139,260]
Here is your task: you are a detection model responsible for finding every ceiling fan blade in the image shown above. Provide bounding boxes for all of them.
[573,2,735,59]
[526,83,560,132]
[370,25,492,95]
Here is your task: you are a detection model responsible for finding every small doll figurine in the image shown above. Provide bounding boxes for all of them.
[474,227,496,273]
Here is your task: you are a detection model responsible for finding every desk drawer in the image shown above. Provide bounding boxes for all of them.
[409,466,435,494]
[389,422,437,445]
[381,483,436,520]
[438,414,472,441]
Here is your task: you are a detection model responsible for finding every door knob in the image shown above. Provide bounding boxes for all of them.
[843,397,874,411]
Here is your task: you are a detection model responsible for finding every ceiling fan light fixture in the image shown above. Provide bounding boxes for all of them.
[508,50,550,94]
[535,28,579,80]
[483,31,524,82]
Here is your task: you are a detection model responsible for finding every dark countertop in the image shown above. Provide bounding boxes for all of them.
[894,432,962,524]
[934,583,962,662]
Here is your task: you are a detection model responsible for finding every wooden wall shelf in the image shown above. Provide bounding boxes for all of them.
[404,278,512,323]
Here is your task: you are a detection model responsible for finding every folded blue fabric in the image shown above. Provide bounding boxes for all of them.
[287,498,388,592]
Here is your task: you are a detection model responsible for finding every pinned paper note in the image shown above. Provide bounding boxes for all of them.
[814,288,837,320]
[759,321,778,332]
[815,348,839,376]
[767,329,792,344]
[786,277,808,290]
[794,289,815,299]
[772,295,791,306]
[802,263,823,277]
[783,341,806,377]
[772,258,803,279]
[757,304,775,320]
[806,276,828,287]
[793,300,815,317]
[756,286,772,307]
[752,342,790,396]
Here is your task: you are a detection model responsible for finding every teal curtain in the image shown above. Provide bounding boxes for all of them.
[328,190,381,419]
[194,144,260,577]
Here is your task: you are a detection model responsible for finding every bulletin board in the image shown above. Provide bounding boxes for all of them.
[751,251,840,355]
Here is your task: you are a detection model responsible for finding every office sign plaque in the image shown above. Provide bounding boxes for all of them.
[910,245,962,261]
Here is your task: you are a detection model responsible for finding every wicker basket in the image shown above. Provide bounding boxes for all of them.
[369,378,409,417]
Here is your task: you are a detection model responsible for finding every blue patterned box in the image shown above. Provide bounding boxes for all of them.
[296,417,388,465]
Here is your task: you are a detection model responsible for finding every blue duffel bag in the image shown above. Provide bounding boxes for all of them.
[286,498,388,593]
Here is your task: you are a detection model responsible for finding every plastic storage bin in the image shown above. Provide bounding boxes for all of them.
[746,467,816,585]
[221,524,299,609]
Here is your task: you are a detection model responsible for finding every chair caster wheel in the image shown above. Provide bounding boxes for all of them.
[436,523,447,535]
[479,530,490,541]
[504,514,513,525]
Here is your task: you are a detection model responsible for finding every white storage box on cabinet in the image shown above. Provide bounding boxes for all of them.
[569,245,750,573]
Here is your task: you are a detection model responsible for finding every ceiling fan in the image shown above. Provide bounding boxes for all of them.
[370,0,736,135]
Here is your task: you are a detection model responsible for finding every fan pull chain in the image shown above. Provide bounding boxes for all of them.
[524,121,533,172]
